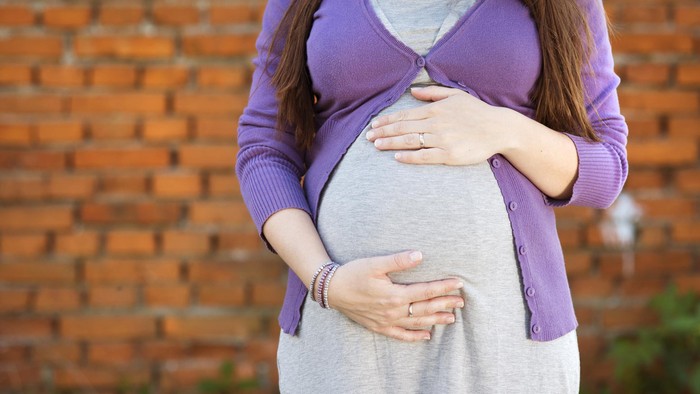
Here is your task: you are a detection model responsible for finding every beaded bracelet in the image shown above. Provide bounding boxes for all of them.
[315,263,335,305]
[321,263,340,309]
[308,260,334,301]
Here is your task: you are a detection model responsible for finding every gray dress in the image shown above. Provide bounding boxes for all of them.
[277,1,580,392]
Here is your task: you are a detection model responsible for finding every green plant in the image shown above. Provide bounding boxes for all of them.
[197,360,259,394]
[607,283,700,393]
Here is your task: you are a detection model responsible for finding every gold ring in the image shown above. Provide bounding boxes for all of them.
[418,133,425,148]
[408,303,414,317]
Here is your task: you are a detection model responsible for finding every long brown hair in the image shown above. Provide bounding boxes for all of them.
[266,0,604,152]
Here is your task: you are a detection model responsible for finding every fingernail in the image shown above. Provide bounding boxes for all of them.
[374,139,382,147]
[411,87,424,91]
[366,131,375,140]
[409,251,422,262]
[457,281,464,289]
[424,334,431,340]
[448,315,455,324]
[371,120,379,128]
[457,301,464,308]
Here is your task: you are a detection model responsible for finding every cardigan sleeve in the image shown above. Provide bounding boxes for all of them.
[235,0,313,254]
[543,0,629,209]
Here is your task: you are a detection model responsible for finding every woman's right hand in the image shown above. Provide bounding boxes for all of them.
[325,250,465,342]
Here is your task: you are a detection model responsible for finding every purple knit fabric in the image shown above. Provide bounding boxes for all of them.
[235,0,629,342]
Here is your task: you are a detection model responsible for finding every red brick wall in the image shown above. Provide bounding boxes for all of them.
[0,1,697,392]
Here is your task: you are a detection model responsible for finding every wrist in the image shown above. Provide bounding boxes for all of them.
[496,106,526,157]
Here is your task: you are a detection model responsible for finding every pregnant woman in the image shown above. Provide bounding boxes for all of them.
[235,0,628,392]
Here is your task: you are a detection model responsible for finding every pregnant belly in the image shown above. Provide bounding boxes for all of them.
[315,124,517,286]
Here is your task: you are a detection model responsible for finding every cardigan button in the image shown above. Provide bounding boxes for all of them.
[526,287,535,297]
[532,324,541,334]
[518,245,527,255]
[508,201,518,211]
[415,56,426,67]
[491,158,501,168]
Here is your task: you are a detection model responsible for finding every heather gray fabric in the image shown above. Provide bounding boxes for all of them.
[277,1,580,392]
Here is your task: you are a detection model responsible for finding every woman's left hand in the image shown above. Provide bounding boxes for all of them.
[366,85,515,166]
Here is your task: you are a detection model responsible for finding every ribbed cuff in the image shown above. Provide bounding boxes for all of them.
[543,132,626,209]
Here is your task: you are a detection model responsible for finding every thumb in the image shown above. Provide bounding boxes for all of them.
[410,85,460,102]
[377,250,423,275]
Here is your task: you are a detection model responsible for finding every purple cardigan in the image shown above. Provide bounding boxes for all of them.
[235,0,629,341]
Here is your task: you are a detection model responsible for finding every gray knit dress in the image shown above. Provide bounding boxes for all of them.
[276,1,581,392]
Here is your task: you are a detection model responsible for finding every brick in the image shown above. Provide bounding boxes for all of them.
[675,275,700,293]
[616,5,668,24]
[61,315,156,340]
[197,284,245,306]
[105,230,156,255]
[152,5,199,25]
[153,173,201,198]
[39,65,86,87]
[0,36,62,59]
[88,342,135,365]
[90,64,137,87]
[43,5,92,29]
[0,150,66,170]
[34,287,81,311]
[35,119,83,144]
[612,32,693,54]
[48,174,96,199]
[84,259,180,284]
[179,145,238,168]
[194,117,238,141]
[89,118,137,140]
[600,251,692,278]
[74,147,170,169]
[33,342,81,364]
[54,366,148,389]
[197,66,247,88]
[141,340,187,361]
[672,222,700,243]
[638,225,667,248]
[0,289,30,312]
[0,263,75,284]
[676,5,700,26]
[636,197,696,219]
[71,93,166,114]
[0,5,34,26]
[0,234,46,257]
[209,4,255,24]
[677,63,700,86]
[75,36,174,59]
[87,286,137,308]
[142,66,189,88]
[162,231,209,255]
[162,315,261,339]
[625,116,661,138]
[0,176,44,201]
[143,118,189,141]
[570,275,614,299]
[0,364,42,390]
[624,63,669,85]
[144,284,190,307]
[0,206,73,231]
[619,277,666,297]
[100,174,148,196]
[0,345,27,363]
[0,318,53,340]
[217,231,261,252]
[601,306,658,330]
[623,169,664,190]
[676,169,700,192]
[98,5,143,25]
[81,202,180,225]
[54,231,100,256]
[0,64,32,86]
[174,92,247,115]
[618,90,698,113]
[189,201,251,225]
[0,94,64,114]
[627,138,697,166]
[208,173,241,197]
[557,224,582,248]
[0,122,32,146]
[182,33,257,57]
[669,116,700,137]
[188,260,283,283]
[251,281,285,306]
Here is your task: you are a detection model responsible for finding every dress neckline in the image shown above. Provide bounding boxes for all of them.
[360,0,487,61]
